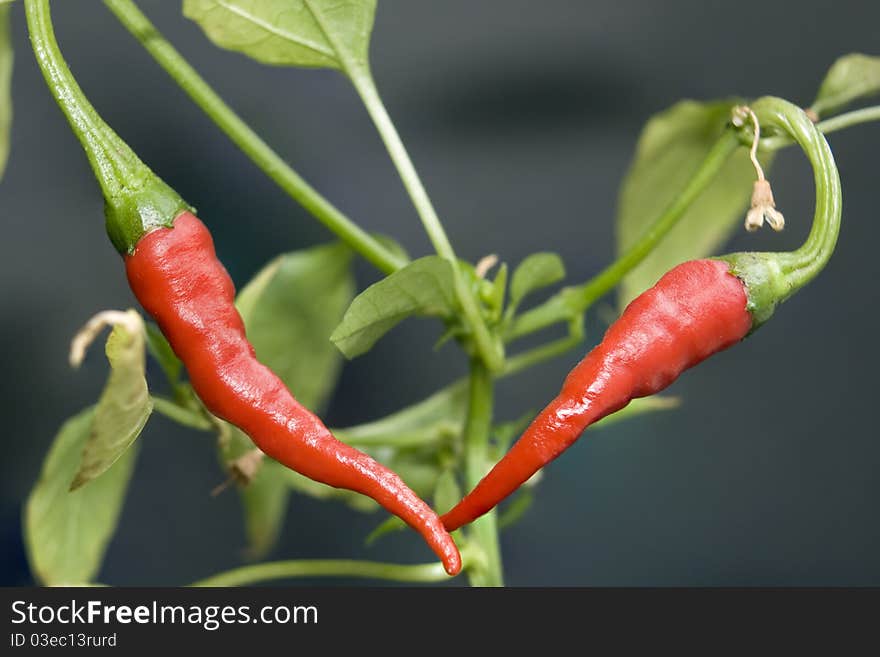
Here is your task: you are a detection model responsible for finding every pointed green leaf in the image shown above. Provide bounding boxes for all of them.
[812,53,880,117]
[498,489,534,530]
[25,407,139,585]
[331,256,457,359]
[236,242,354,411]
[221,428,291,559]
[333,380,467,448]
[183,0,376,72]
[0,4,13,180]
[364,516,405,546]
[509,253,565,310]
[593,396,680,430]
[387,448,442,498]
[282,466,378,511]
[70,311,152,491]
[616,100,759,308]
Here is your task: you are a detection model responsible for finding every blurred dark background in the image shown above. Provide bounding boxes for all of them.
[2,0,878,586]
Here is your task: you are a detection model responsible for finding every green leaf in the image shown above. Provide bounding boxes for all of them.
[330,256,457,359]
[0,4,13,180]
[593,395,681,430]
[333,380,467,448]
[221,428,291,559]
[616,100,758,308]
[225,243,354,555]
[183,0,376,72]
[290,378,470,511]
[509,253,565,310]
[282,466,378,511]
[812,53,880,117]
[364,516,405,546]
[387,448,443,498]
[70,311,152,491]
[237,242,354,410]
[25,407,139,585]
[498,489,533,530]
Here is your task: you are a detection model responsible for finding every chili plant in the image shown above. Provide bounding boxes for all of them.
[2,1,878,587]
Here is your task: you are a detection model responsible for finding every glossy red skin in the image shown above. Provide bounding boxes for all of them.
[125,212,461,575]
[442,259,752,531]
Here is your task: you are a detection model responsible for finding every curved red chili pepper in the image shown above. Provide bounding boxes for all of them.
[443,98,840,532]
[442,259,751,531]
[127,212,461,575]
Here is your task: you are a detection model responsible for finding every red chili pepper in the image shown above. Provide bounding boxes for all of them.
[127,212,461,574]
[443,97,841,532]
[26,0,461,575]
[442,259,750,531]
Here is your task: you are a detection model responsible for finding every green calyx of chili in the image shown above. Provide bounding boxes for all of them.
[25,0,189,254]
[720,96,842,329]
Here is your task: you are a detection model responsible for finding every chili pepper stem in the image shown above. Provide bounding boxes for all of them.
[724,97,842,325]
[462,359,504,586]
[509,98,850,344]
[26,0,189,254]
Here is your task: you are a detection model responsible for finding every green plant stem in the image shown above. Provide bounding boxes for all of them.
[503,318,584,376]
[507,103,878,343]
[103,0,405,276]
[572,132,738,308]
[27,0,139,199]
[151,396,213,431]
[747,97,841,294]
[760,105,880,150]
[816,105,880,136]
[348,70,454,261]
[508,131,740,340]
[190,559,451,587]
[462,359,503,586]
[348,68,503,371]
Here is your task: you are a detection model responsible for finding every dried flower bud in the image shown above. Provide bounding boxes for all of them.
[745,179,785,232]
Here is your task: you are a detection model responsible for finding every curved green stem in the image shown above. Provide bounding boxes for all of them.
[725,97,841,322]
[462,359,503,586]
[760,105,880,151]
[509,102,870,342]
[25,0,187,253]
[190,559,452,587]
[27,0,137,196]
[103,0,405,275]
